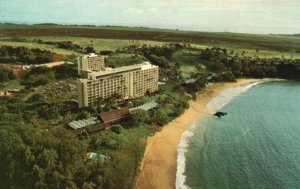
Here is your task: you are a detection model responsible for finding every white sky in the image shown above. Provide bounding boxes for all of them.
[1,0,300,34]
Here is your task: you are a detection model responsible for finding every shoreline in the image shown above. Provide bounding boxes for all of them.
[135,79,271,189]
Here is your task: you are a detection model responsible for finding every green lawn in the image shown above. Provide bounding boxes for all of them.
[180,65,197,79]
[106,53,146,67]
[2,81,24,91]
[111,126,153,189]
[2,23,300,60]
[170,49,205,79]
[2,33,300,60]
[26,36,167,51]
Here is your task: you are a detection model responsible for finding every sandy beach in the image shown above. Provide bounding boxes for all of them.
[135,79,261,189]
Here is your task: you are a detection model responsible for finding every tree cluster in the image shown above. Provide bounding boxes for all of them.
[184,72,209,93]
[52,64,78,80]
[0,125,113,189]
[149,94,189,126]
[20,63,78,87]
[0,96,29,124]
[136,43,185,65]
[129,109,150,127]
[20,66,56,87]
[201,47,300,81]
[32,39,96,54]
[0,45,54,64]
[0,66,16,82]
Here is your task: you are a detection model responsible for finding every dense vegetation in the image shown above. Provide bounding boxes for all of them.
[33,39,96,54]
[0,45,54,64]
[130,44,300,82]
[0,125,113,189]
[20,64,77,87]
[0,66,16,82]
[0,94,152,189]
[199,47,300,80]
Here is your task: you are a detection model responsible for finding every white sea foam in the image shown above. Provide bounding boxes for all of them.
[207,82,264,113]
[175,81,266,189]
[176,124,195,189]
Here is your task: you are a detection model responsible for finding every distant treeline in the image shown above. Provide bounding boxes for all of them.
[33,39,82,51]
[132,44,300,81]
[1,37,96,54]
[200,47,300,80]
[32,39,96,54]
[0,45,54,64]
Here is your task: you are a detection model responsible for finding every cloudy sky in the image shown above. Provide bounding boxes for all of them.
[1,0,300,34]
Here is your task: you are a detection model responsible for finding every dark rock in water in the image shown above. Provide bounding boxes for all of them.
[214,112,228,118]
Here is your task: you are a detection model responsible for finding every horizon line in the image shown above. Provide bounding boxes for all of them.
[0,21,298,36]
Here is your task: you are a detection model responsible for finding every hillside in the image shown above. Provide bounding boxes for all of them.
[1,24,300,53]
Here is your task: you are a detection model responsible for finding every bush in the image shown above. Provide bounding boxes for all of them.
[95,133,123,150]
[111,124,123,134]
[210,71,236,82]
[27,93,44,103]
[77,111,91,120]
[85,46,96,54]
[52,64,78,79]
[129,109,150,127]
[150,108,168,126]
[0,67,16,82]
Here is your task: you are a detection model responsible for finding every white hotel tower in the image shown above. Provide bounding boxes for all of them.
[77,57,159,107]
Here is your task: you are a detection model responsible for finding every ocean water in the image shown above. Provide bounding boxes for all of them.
[179,81,300,189]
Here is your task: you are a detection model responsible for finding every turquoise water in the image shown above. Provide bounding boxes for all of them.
[185,82,300,189]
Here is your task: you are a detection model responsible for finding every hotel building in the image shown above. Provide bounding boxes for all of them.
[78,53,106,75]
[77,62,159,107]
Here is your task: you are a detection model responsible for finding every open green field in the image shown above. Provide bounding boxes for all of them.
[26,36,167,51]
[1,80,24,91]
[1,36,300,60]
[1,24,300,59]
[1,24,300,58]
[169,49,207,79]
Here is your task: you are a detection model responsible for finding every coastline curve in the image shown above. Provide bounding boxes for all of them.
[175,80,274,189]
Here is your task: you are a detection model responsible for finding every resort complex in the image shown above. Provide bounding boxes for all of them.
[77,54,159,107]
[2,20,300,189]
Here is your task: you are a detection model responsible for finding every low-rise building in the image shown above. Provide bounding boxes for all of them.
[99,108,130,124]
[68,117,107,135]
[68,117,100,130]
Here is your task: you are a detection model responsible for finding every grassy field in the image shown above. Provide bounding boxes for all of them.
[0,36,167,56]
[169,49,208,79]
[1,24,300,59]
[106,53,146,67]
[25,36,167,51]
[1,24,300,52]
[1,80,24,91]
[112,126,152,189]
